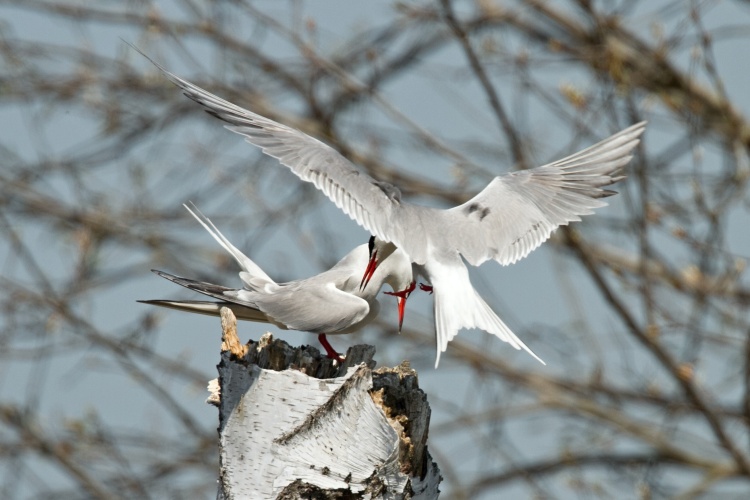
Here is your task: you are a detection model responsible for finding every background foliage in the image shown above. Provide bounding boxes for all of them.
[1,0,749,498]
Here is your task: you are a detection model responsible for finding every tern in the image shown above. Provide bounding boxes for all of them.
[140,204,415,361]
[140,51,645,367]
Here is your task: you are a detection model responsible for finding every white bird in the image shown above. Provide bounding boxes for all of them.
[140,204,416,362]
[140,51,645,367]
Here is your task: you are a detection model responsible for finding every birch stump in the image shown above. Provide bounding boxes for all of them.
[210,307,441,499]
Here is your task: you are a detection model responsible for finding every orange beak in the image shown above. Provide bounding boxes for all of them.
[384,281,416,333]
[359,251,378,290]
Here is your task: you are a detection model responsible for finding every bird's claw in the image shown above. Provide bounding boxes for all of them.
[419,283,434,294]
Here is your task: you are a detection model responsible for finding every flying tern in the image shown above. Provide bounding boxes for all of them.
[140,204,415,361]
[140,51,645,367]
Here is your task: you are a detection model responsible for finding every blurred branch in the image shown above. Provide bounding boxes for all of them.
[439,0,527,169]
[469,452,711,497]
[1,0,749,497]
[0,406,121,500]
[565,228,750,475]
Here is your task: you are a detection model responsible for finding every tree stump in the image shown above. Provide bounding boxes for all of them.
[210,307,441,499]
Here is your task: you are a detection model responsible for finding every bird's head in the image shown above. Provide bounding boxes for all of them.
[359,236,402,290]
[359,236,398,290]
[360,237,415,333]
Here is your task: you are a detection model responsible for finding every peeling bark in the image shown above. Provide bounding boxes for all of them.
[212,307,441,499]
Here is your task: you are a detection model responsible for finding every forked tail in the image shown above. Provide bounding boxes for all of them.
[184,202,274,290]
[429,260,545,368]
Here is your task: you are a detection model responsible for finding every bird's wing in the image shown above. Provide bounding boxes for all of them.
[138,49,402,245]
[445,122,646,266]
[183,202,274,289]
[144,270,369,333]
[252,282,371,334]
[137,299,270,322]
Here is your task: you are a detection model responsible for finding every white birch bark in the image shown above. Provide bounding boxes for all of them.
[211,307,441,499]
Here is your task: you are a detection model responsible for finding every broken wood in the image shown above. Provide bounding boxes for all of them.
[212,307,441,499]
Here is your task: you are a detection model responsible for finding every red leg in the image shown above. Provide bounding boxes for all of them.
[318,333,344,363]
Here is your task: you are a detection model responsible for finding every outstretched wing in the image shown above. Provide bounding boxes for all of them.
[445,121,646,266]
[137,48,401,246]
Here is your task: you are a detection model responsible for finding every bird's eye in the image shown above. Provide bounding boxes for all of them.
[368,235,375,257]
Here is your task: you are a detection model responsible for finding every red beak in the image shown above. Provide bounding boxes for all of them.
[396,296,406,332]
[359,251,378,290]
[384,281,416,333]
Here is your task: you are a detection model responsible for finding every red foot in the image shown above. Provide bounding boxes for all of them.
[318,333,344,363]
[419,283,433,294]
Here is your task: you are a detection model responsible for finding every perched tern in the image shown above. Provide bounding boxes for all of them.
[140,204,415,361]
[140,51,645,367]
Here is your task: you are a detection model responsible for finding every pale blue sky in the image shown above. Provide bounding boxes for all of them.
[1,1,749,497]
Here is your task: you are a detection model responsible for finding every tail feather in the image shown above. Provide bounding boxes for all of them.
[184,202,274,288]
[149,269,263,312]
[138,299,270,322]
[430,261,544,368]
